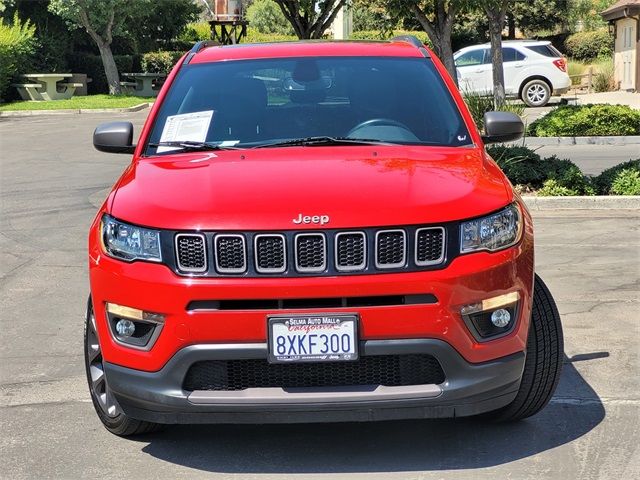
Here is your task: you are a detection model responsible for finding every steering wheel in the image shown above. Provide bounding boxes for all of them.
[347,118,411,138]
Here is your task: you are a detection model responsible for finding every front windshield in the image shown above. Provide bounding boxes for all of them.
[145,56,472,155]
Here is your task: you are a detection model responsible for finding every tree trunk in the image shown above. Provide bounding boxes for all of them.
[484,2,510,108]
[488,21,505,108]
[409,1,458,87]
[507,14,516,39]
[437,34,456,84]
[97,42,121,95]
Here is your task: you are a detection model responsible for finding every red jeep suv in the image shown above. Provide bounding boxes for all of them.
[87,37,563,436]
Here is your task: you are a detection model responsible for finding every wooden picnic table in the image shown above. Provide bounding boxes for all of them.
[121,72,166,97]
[13,73,81,101]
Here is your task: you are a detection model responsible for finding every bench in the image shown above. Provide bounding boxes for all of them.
[11,83,45,101]
[58,82,83,88]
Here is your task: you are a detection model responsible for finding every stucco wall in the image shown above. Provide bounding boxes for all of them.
[614,17,638,90]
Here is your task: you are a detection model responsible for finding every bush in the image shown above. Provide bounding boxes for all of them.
[593,159,640,194]
[246,0,293,35]
[592,58,615,92]
[67,54,140,94]
[487,145,594,195]
[141,51,184,74]
[610,168,640,195]
[349,30,433,48]
[0,13,36,101]
[178,22,211,42]
[487,145,548,187]
[244,28,297,43]
[538,179,576,196]
[528,104,640,137]
[565,29,612,61]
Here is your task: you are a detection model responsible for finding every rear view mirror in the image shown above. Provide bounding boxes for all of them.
[93,122,135,154]
[482,111,524,144]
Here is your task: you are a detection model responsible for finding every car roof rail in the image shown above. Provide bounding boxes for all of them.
[391,35,431,57]
[184,40,219,64]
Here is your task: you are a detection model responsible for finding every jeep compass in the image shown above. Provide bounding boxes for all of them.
[87,37,563,436]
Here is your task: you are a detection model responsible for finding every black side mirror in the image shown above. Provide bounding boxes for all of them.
[481,111,524,144]
[93,122,135,154]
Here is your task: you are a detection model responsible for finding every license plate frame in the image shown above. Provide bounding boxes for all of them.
[267,313,359,364]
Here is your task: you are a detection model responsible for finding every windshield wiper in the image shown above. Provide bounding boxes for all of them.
[148,140,242,152]
[251,136,397,149]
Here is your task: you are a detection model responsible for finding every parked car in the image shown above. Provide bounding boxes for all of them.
[454,40,571,107]
[87,37,564,436]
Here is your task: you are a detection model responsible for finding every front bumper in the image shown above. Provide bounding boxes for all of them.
[105,339,525,424]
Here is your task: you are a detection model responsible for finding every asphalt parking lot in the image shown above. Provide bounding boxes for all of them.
[0,111,638,479]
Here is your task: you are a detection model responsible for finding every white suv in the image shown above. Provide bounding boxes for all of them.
[454,40,571,107]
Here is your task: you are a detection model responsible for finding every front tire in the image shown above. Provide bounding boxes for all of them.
[521,79,551,107]
[486,274,564,421]
[84,297,163,436]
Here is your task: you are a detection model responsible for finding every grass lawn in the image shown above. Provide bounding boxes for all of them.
[0,94,149,111]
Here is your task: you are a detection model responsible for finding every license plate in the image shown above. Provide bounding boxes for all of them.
[268,314,358,363]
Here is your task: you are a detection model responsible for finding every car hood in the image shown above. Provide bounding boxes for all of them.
[110,146,511,230]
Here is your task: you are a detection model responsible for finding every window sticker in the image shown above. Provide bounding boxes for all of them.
[157,110,214,152]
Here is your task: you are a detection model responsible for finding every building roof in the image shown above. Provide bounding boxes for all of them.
[601,0,640,21]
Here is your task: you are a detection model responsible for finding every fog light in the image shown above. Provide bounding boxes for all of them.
[491,308,511,327]
[115,319,135,337]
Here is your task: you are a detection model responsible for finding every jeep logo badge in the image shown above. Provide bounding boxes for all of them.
[293,214,330,225]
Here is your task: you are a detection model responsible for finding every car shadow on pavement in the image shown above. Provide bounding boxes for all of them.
[138,354,604,473]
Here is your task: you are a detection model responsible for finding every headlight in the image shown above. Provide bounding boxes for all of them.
[101,215,162,262]
[460,203,523,253]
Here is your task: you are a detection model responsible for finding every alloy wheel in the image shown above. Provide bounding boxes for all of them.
[86,308,121,418]
[526,84,547,105]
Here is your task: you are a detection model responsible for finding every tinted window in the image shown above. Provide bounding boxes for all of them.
[525,45,560,58]
[455,49,488,66]
[145,56,472,154]
[503,47,526,62]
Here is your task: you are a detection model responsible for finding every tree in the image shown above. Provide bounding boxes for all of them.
[48,0,148,95]
[479,0,512,107]
[247,0,294,35]
[274,0,349,39]
[384,1,463,85]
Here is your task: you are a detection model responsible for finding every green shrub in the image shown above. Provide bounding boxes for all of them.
[141,51,184,74]
[244,28,297,43]
[246,0,294,35]
[542,156,595,195]
[565,29,612,61]
[538,179,576,196]
[0,13,36,101]
[487,145,594,194]
[177,22,211,42]
[487,145,548,186]
[593,159,640,194]
[528,104,640,137]
[349,30,433,48]
[610,169,640,195]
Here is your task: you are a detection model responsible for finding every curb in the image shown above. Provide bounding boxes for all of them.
[522,195,640,210]
[513,135,640,146]
[0,102,151,117]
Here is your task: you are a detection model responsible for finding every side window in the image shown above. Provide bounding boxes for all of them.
[503,47,525,62]
[455,49,486,67]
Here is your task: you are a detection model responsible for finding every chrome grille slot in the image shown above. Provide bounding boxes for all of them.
[255,234,286,273]
[375,230,406,268]
[175,234,207,273]
[335,232,366,271]
[415,227,445,266]
[214,234,246,273]
[294,233,326,272]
